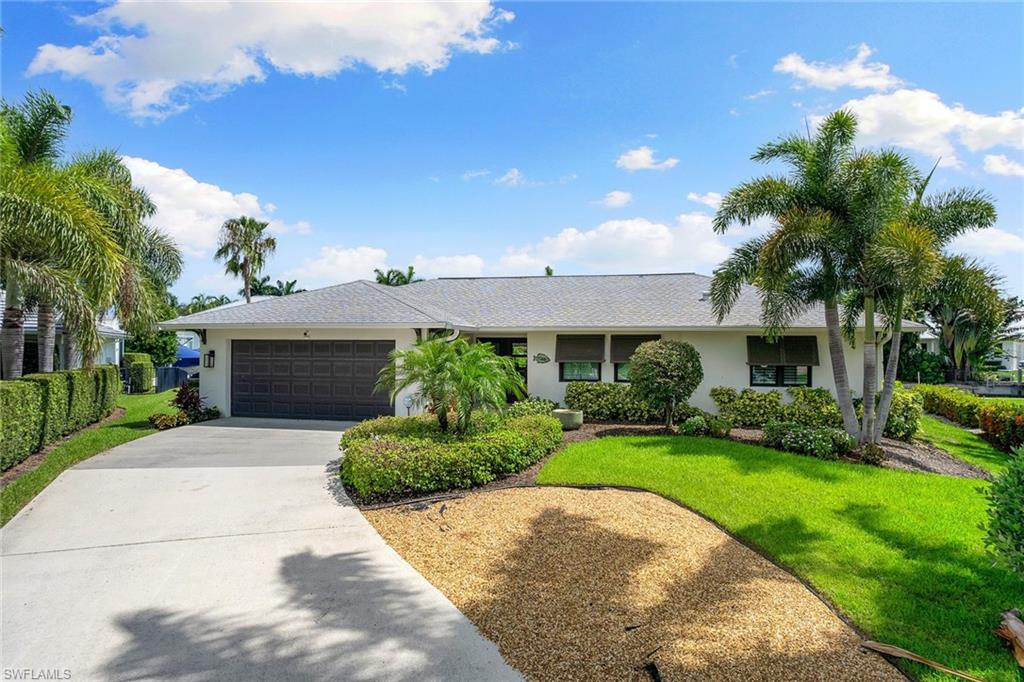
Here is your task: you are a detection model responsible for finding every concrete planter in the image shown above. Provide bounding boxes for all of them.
[552,408,584,431]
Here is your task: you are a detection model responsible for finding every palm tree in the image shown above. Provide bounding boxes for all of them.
[373,266,421,286]
[273,279,305,296]
[179,294,232,316]
[0,93,123,378]
[215,217,276,303]
[710,110,862,437]
[244,275,275,297]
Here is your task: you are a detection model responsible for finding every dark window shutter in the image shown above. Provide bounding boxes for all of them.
[746,336,783,365]
[781,336,820,366]
[555,335,605,362]
[610,335,661,363]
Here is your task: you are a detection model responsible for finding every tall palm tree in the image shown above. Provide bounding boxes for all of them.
[710,110,862,436]
[0,95,123,378]
[179,293,232,316]
[273,279,305,296]
[244,275,275,297]
[215,217,276,303]
[373,266,421,286]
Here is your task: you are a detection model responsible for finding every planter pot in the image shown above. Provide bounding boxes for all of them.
[553,408,584,431]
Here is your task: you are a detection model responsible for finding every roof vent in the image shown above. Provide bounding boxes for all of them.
[699,290,710,302]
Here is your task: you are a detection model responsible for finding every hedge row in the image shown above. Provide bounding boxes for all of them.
[563,382,701,424]
[915,384,1024,451]
[1,365,120,471]
[340,414,563,501]
[123,352,155,394]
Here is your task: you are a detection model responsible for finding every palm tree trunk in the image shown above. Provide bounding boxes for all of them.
[825,298,860,437]
[873,298,904,442]
[1,271,26,379]
[243,263,252,303]
[36,300,56,373]
[861,294,878,444]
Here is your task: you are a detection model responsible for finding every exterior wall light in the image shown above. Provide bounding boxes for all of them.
[202,350,216,368]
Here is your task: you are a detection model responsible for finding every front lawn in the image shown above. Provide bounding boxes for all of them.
[537,436,1022,682]
[1,390,177,525]
[916,414,1010,475]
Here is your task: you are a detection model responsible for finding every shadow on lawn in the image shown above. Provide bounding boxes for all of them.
[102,549,506,681]
[458,503,888,681]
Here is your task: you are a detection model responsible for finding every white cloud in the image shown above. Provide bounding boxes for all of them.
[949,228,1024,256]
[462,169,491,181]
[494,168,525,187]
[496,214,730,275]
[598,190,633,208]
[687,191,722,210]
[744,89,775,101]
[615,146,679,171]
[774,43,903,91]
[28,2,514,119]
[289,245,390,288]
[120,155,309,258]
[833,88,1024,166]
[411,254,485,277]
[984,154,1024,176]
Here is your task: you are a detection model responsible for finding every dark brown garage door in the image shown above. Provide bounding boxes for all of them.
[231,340,394,420]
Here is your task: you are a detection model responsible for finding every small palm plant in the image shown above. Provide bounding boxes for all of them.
[215,216,277,303]
[376,337,525,435]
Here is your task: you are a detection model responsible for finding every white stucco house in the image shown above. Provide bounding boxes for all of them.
[159,273,924,420]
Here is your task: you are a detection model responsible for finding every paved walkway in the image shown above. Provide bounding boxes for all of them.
[2,418,520,682]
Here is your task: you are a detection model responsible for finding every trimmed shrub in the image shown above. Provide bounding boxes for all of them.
[879,388,923,442]
[1,381,44,470]
[148,383,220,430]
[506,397,557,418]
[563,382,700,424]
[914,384,983,427]
[784,387,843,428]
[679,415,708,436]
[709,386,738,408]
[150,412,191,430]
[706,415,733,438]
[977,402,1024,452]
[985,447,1024,575]
[762,420,855,460]
[713,388,784,427]
[66,369,96,431]
[124,352,156,394]
[94,365,120,419]
[340,413,562,501]
[19,371,72,444]
[628,339,703,427]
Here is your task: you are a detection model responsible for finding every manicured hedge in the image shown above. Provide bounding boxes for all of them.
[340,414,563,501]
[977,403,1024,452]
[1,365,121,472]
[762,420,855,460]
[123,352,155,394]
[0,381,44,470]
[914,384,983,426]
[915,384,1024,451]
[563,382,700,423]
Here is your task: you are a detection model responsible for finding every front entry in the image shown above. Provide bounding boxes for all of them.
[230,339,394,420]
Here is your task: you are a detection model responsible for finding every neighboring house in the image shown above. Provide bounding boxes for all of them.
[0,290,126,375]
[918,331,942,355]
[998,339,1024,371]
[159,273,925,420]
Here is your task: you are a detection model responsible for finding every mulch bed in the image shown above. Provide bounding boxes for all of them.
[366,487,904,682]
[0,407,126,488]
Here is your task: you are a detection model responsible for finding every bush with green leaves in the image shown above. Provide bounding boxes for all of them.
[876,388,922,441]
[563,382,701,424]
[679,415,708,436]
[125,330,178,366]
[339,413,562,501]
[149,383,220,430]
[984,447,1024,575]
[627,340,704,428]
[124,352,156,394]
[712,388,784,427]
[20,371,72,443]
[914,384,983,426]
[506,397,557,418]
[977,402,1024,452]
[783,387,843,427]
[897,346,946,384]
[762,420,855,460]
[0,380,44,470]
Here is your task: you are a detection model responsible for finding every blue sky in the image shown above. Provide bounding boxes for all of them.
[3,1,1022,300]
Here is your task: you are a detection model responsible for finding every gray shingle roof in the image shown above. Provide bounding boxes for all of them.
[159,273,927,332]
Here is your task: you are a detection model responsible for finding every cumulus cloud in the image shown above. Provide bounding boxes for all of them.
[289,245,390,288]
[984,154,1024,177]
[28,2,514,119]
[615,146,679,171]
[949,228,1024,256]
[774,43,902,91]
[496,214,730,274]
[598,190,633,208]
[412,254,485,277]
[121,155,309,258]
[687,191,722,210]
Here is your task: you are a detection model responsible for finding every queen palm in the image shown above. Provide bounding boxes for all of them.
[215,217,277,303]
[374,266,421,286]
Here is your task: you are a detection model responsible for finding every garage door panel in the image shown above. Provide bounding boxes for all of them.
[232,339,393,420]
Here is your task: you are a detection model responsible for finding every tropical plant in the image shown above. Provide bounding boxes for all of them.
[125,330,178,366]
[244,275,275,297]
[272,279,305,296]
[627,340,703,428]
[375,337,525,435]
[178,294,232,316]
[215,216,277,303]
[373,266,421,286]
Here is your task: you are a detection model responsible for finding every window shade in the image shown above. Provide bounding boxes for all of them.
[610,335,661,363]
[746,336,819,366]
[555,335,605,362]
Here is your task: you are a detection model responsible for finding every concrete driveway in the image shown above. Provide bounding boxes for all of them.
[1,418,520,682]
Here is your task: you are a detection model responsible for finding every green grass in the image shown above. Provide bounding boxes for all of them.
[917,414,1010,475]
[1,390,176,526]
[538,436,1023,682]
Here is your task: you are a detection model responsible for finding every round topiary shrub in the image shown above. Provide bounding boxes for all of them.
[628,340,703,428]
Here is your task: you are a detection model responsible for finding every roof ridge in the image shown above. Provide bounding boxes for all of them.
[435,272,704,281]
[360,281,463,327]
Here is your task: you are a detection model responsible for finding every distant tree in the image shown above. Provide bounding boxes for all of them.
[178,294,232,316]
[544,265,554,276]
[245,275,275,297]
[374,266,421,286]
[126,330,178,366]
[628,340,704,428]
[272,279,305,296]
[215,216,277,303]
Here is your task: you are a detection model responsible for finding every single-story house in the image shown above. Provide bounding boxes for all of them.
[159,273,925,420]
[0,290,127,375]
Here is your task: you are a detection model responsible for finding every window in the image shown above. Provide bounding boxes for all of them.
[560,362,601,382]
[750,365,812,387]
[614,362,631,382]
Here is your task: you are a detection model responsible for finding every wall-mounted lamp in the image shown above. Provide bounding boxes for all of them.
[202,350,216,368]
[403,395,414,416]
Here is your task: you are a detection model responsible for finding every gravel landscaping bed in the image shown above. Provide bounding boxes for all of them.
[366,487,903,682]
